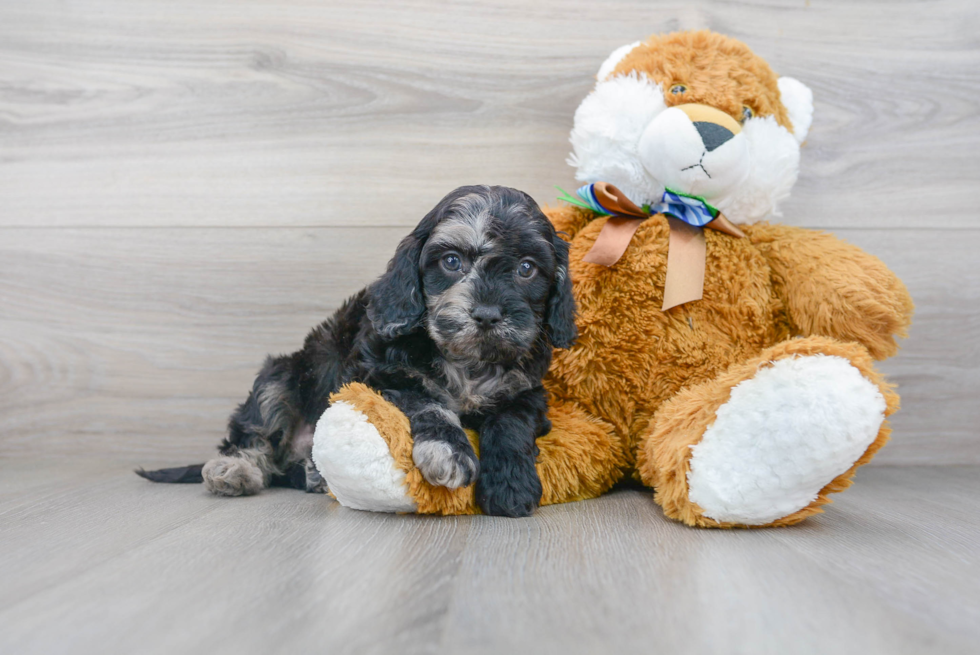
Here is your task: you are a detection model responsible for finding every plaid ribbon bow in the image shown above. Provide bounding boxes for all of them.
[558,184,720,228]
[557,182,745,311]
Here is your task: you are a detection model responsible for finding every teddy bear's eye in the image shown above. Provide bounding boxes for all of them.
[741,105,754,122]
[670,84,687,95]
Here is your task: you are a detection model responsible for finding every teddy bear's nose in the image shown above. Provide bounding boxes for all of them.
[693,121,735,152]
[674,103,742,153]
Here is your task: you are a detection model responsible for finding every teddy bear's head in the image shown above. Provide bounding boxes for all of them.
[569,31,813,223]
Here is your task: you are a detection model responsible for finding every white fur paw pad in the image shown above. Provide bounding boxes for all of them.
[202,456,264,497]
[687,355,887,525]
[312,401,417,513]
[413,440,478,489]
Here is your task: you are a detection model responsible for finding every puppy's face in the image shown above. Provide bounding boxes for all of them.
[420,190,557,362]
[368,186,577,362]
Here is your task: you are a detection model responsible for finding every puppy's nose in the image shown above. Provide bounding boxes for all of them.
[693,121,735,152]
[471,305,503,329]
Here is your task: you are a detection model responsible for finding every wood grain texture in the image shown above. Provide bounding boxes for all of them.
[0,227,403,460]
[3,3,977,652]
[0,461,977,655]
[0,6,978,458]
[1,226,976,463]
[0,0,978,228]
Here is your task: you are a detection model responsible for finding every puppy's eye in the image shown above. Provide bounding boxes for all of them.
[670,84,687,95]
[741,105,754,123]
[442,253,462,272]
[517,260,537,279]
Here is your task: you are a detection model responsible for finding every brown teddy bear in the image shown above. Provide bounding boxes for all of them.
[311,31,914,528]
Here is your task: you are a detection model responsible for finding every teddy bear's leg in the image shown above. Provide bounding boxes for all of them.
[313,382,480,515]
[636,336,899,528]
[310,396,417,513]
[312,382,624,515]
[535,402,627,507]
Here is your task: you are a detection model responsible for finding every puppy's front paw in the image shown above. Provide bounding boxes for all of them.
[477,457,542,517]
[413,440,479,489]
[304,459,329,494]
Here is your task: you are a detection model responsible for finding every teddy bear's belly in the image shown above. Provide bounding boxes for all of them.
[546,216,783,460]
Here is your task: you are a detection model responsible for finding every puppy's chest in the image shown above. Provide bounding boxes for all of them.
[426,360,532,413]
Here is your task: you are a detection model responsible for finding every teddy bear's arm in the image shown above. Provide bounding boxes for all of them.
[744,223,914,360]
[543,205,597,241]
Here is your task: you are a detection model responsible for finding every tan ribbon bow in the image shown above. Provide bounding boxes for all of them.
[580,182,745,311]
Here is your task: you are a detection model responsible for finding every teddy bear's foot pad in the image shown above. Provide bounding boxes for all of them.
[312,401,417,513]
[686,354,887,525]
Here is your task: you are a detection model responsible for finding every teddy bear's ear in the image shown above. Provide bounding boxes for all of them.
[596,41,642,81]
[777,77,814,144]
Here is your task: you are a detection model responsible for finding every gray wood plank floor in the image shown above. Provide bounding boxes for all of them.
[1,0,979,466]
[1,226,976,464]
[1,462,978,655]
[2,1,979,652]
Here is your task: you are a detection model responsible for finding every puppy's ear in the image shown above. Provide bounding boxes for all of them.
[367,187,470,338]
[367,231,427,338]
[368,203,447,338]
[546,234,578,349]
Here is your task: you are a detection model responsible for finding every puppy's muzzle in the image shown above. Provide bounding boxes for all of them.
[470,305,503,330]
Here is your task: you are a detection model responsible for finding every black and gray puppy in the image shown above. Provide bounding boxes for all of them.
[138,185,576,517]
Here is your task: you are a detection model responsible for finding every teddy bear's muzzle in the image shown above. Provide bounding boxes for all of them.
[638,103,749,200]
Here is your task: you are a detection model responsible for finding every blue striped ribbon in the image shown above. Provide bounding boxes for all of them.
[570,184,719,228]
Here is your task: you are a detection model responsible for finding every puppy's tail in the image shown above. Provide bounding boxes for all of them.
[135,464,205,484]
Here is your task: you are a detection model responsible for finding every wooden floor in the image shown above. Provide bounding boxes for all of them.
[1,0,979,466]
[3,1,980,653]
[0,462,978,655]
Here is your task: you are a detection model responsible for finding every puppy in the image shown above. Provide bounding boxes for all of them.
[138,185,576,517]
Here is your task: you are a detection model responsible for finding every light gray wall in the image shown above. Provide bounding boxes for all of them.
[2,0,977,464]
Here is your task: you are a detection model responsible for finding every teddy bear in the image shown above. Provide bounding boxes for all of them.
[310,30,914,527]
